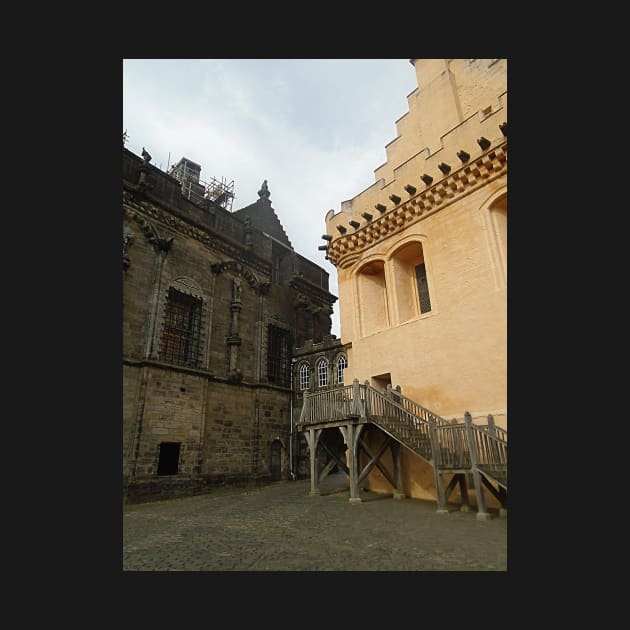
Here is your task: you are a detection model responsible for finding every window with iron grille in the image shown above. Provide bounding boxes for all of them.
[317,358,329,388]
[299,362,310,390]
[159,288,202,367]
[415,263,432,314]
[267,325,291,387]
[336,355,347,384]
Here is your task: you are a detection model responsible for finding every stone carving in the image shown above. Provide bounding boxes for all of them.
[123,226,134,269]
[232,277,242,302]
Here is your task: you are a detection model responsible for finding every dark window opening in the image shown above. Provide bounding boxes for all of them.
[415,263,432,314]
[160,288,202,367]
[267,325,291,387]
[157,442,181,476]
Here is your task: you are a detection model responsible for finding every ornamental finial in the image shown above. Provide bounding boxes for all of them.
[258,179,270,200]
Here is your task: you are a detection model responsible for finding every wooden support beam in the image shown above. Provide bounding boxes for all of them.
[319,437,349,476]
[357,435,393,486]
[390,441,405,499]
[480,474,503,503]
[458,473,471,509]
[305,428,322,496]
[444,473,460,501]
[318,458,337,483]
[340,422,365,503]
[465,412,491,520]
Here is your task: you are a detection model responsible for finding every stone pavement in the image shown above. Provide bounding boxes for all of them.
[122,473,507,571]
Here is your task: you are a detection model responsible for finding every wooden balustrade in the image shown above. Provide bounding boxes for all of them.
[298,383,506,492]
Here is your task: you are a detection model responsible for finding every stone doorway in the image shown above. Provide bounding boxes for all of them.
[270,440,282,480]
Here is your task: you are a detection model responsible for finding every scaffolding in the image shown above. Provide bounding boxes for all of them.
[203,175,235,212]
[168,157,235,212]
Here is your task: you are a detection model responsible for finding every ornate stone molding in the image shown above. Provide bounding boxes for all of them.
[209,260,264,290]
[327,142,507,268]
[123,189,271,276]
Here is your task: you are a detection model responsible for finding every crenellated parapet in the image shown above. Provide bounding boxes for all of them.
[322,60,507,268]
[325,134,506,268]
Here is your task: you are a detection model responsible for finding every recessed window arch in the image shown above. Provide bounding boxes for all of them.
[299,361,310,391]
[335,354,347,385]
[481,189,507,289]
[356,259,388,337]
[316,358,329,388]
[389,240,432,324]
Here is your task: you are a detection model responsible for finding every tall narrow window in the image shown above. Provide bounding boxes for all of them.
[317,358,329,388]
[299,362,310,390]
[336,355,347,385]
[267,325,291,387]
[415,263,432,314]
[160,288,202,366]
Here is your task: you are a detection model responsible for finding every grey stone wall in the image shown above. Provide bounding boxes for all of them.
[123,146,336,503]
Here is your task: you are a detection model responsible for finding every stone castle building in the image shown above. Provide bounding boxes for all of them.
[320,58,507,507]
[122,147,345,502]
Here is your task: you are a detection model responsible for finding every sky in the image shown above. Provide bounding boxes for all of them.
[122,59,419,338]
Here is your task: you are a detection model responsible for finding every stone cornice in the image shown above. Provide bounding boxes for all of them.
[123,188,272,276]
[327,142,507,269]
[288,274,338,304]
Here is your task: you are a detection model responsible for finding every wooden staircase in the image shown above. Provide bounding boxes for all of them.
[297,379,507,518]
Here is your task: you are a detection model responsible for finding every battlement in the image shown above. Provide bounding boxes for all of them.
[323,59,507,265]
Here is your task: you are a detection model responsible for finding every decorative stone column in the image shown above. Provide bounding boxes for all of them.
[227,276,243,381]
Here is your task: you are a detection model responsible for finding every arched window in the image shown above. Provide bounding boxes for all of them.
[390,241,432,324]
[299,362,310,390]
[317,358,329,388]
[336,355,347,385]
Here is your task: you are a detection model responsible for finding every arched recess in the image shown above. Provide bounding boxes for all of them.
[481,189,507,289]
[355,258,389,337]
[386,239,432,324]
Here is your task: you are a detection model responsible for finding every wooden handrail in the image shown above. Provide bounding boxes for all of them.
[297,383,506,481]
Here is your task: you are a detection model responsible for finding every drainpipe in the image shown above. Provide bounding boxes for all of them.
[289,358,296,480]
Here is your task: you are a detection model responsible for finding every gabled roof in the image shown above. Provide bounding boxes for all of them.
[233,180,292,248]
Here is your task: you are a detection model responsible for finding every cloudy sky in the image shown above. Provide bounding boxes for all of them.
[122,59,419,337]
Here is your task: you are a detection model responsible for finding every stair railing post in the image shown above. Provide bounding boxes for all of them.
[351,378,364,418]
[487,414,499,464]
[465,411,491,520]
[429,417,449,513]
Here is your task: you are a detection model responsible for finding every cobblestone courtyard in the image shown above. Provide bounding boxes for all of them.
[123,473,507,571]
